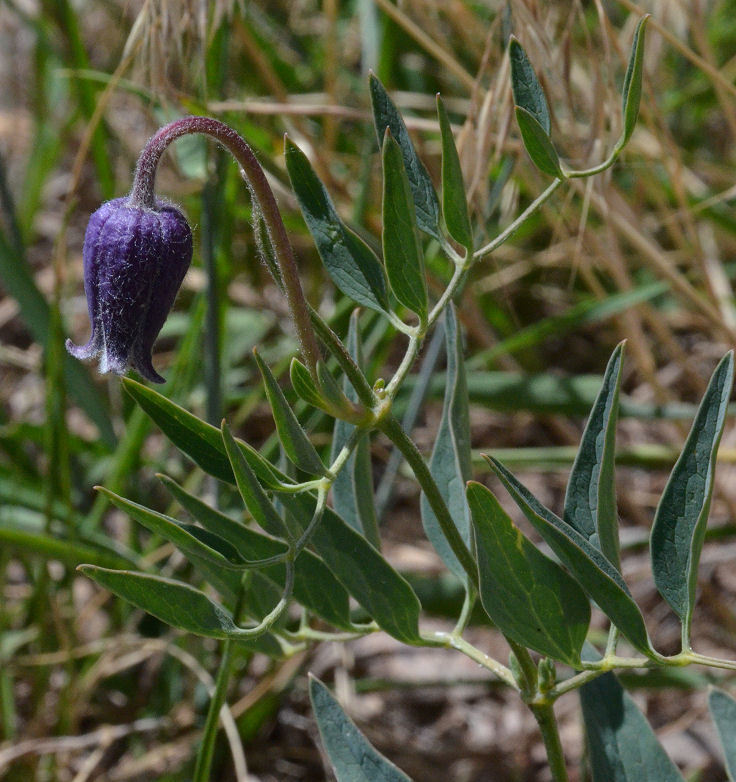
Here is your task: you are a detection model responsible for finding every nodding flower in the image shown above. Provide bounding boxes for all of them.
[66,196,192,383]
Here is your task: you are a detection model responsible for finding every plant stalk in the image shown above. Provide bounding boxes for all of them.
[193,638,236,782]
[377,414,478,587]
[531,702,570,782]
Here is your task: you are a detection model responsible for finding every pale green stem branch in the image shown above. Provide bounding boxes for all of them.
[426,631,518,689]
[473,178,563,260]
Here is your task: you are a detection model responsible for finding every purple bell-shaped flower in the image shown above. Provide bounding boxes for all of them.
[66,197,192,383]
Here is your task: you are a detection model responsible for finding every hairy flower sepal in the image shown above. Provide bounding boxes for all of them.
[66,196,192,383]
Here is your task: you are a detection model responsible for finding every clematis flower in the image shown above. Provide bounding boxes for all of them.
[66,196,192,383]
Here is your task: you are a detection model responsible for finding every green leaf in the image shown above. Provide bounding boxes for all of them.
[514,107,563,178]
[122,378,234,483]
[317,360,355,417]
[158,475,353,630]
[436,96,472,250]
[650,352,734,631]
[291,357,326,411]
[253,349,328,476]
[122,377,286,489]
[468,482,589,666]
[509,36,551,134]
[283,494,423,644]
[564,342,624,569]
[580,667,684,781]
[709,688,736,782]
[222,422,290,538]
[285,138,389,314]
[96,487,252,569]
[369,73,440,239]
[78,566,245,639]
[382,131,428,323]
[254,213,284,290]
[310,675,412,782]
[486,456,653,656]
[420,306,472,580]
[331,312,380,547]
[619,15,650,149]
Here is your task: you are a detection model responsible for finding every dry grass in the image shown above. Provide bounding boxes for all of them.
[2,1,736,780]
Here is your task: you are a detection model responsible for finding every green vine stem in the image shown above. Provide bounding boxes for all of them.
[472,178,563,260]
[194,577,249,782]
[530,702,570,782]
[377,414,478,585]
[193,637,237,782]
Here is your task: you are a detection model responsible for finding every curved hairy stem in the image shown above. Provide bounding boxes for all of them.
[128,116,321,377]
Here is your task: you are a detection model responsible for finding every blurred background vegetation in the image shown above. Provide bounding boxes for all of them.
[2,0,736,779]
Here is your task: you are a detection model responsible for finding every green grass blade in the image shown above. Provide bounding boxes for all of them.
[0,231,115,446]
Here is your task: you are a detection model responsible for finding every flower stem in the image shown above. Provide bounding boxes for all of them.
[193,576,248,782]
[193,638,235,782]
[377,414,478,587]
[530,702,569,782]
[128,116,321,377]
